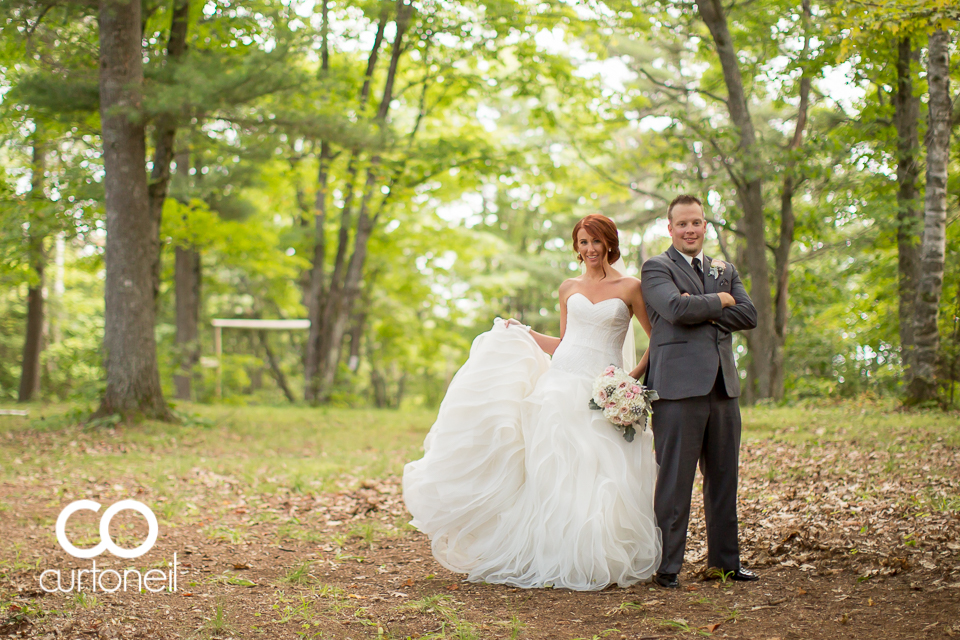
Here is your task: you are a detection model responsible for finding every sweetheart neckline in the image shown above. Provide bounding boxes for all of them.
[568,292,629,311]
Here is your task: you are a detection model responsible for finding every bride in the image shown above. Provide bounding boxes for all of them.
[402,214,661,590]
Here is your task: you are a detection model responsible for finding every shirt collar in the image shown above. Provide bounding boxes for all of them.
[678,250,704,267]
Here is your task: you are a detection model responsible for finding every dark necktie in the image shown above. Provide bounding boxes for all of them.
[692,257,705,287]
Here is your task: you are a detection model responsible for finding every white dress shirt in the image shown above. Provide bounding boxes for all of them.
[678,250,704,268]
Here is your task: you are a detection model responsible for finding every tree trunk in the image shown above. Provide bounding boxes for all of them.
[695,0,777,400]
[771,0,811,401]
[148,0,190,303]
[259,330,295,403]
[95,0,171,421]
[311,1,412,403]
[303,142,332,401]
[304,0,385,402]
[347,311,365,372]
[907,28,952,404]
[172,148,200,400]
[18,131,48,403]
[895,37,922,383]
[173,245,200,400]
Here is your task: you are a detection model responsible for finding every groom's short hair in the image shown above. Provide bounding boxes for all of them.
[667,195,704,222]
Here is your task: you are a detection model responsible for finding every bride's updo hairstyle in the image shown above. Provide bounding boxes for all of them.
[572,214,621,265]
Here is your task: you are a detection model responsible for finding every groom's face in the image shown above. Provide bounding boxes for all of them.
[668,204,706,257]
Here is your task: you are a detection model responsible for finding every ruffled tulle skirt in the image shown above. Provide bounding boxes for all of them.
[402,320,661,590]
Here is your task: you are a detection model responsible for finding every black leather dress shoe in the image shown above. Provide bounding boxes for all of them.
[654,572,679,588]
[731,568,759,582]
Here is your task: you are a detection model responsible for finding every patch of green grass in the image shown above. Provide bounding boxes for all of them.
[203,525,248,545]
[571,630,619,640]
[404,595,480,640]
[193,599,235,639]
[279,560,315,586]
[742,401,960,448]
[1,597,60,629]
[0,546,41,580]
[349,522,379,548]
[605,601,646,616]
[72,591,99,609]
[277,520,326,544]
[0,402,434,492]
[315,583,345,599]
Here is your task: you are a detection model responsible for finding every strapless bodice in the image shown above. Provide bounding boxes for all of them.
[550,293,631,378]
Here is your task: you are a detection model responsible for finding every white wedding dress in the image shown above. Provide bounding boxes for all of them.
[403,293,662,590]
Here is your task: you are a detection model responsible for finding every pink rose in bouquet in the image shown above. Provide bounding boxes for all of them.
[589,365,660,442]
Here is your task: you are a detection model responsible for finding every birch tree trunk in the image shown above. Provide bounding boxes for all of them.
[95,0,172,421]
[695,0,777,400]
[907,28,952,404]
[895,37,922,384]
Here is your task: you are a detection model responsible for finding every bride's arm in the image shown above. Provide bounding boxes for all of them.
[627,278,651,380]
[505,281,571,356]
[504,320,562,354]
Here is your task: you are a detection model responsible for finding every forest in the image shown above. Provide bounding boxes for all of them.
[1,0,958,415]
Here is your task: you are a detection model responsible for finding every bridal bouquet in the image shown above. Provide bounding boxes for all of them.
[589,366,659,442]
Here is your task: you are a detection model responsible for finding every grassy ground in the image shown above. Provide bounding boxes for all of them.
[0,399,958,639]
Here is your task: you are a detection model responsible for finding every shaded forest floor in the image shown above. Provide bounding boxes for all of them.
[0,401,958,639]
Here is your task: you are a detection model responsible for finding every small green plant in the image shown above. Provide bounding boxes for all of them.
[194,599,235,639]
[277,521,326,544]
[349,522,379,548]
[606,601,645,615]
[506,615,525,639]
[404,595,480,640]
[204,525,247,544]
[280,560,315,586]
[315,583,345,599]
[571,630,619,640]
[1,598,55,627]
[706,567,736,584]
[73,591,99,609]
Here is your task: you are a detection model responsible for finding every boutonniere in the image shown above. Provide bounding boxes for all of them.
[709,259,725,279]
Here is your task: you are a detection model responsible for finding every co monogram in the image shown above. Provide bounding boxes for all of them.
[55,499,159,559]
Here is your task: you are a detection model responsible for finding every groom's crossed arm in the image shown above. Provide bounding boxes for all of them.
[711,263,757,334]
[641,259,723,325]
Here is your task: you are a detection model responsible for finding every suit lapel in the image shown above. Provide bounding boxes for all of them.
[703,255,716,294]
[666,245,704,294]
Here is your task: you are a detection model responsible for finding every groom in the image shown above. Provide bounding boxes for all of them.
[641,195,758,588]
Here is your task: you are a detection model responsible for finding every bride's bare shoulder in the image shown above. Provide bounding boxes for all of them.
[559,278,580,297]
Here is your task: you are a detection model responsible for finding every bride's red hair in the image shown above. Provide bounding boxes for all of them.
[572,215,621,264]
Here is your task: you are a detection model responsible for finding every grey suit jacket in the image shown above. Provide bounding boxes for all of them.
[641,246,757,400]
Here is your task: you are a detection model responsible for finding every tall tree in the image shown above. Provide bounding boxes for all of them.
[907,27,953,404]
[172,150,200,401]
[95,0,171,420]
[17,128,47,402]
[895,36,923,385]
[771,0,813,400]
[147,0,190,303]
[693,0,777,399]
